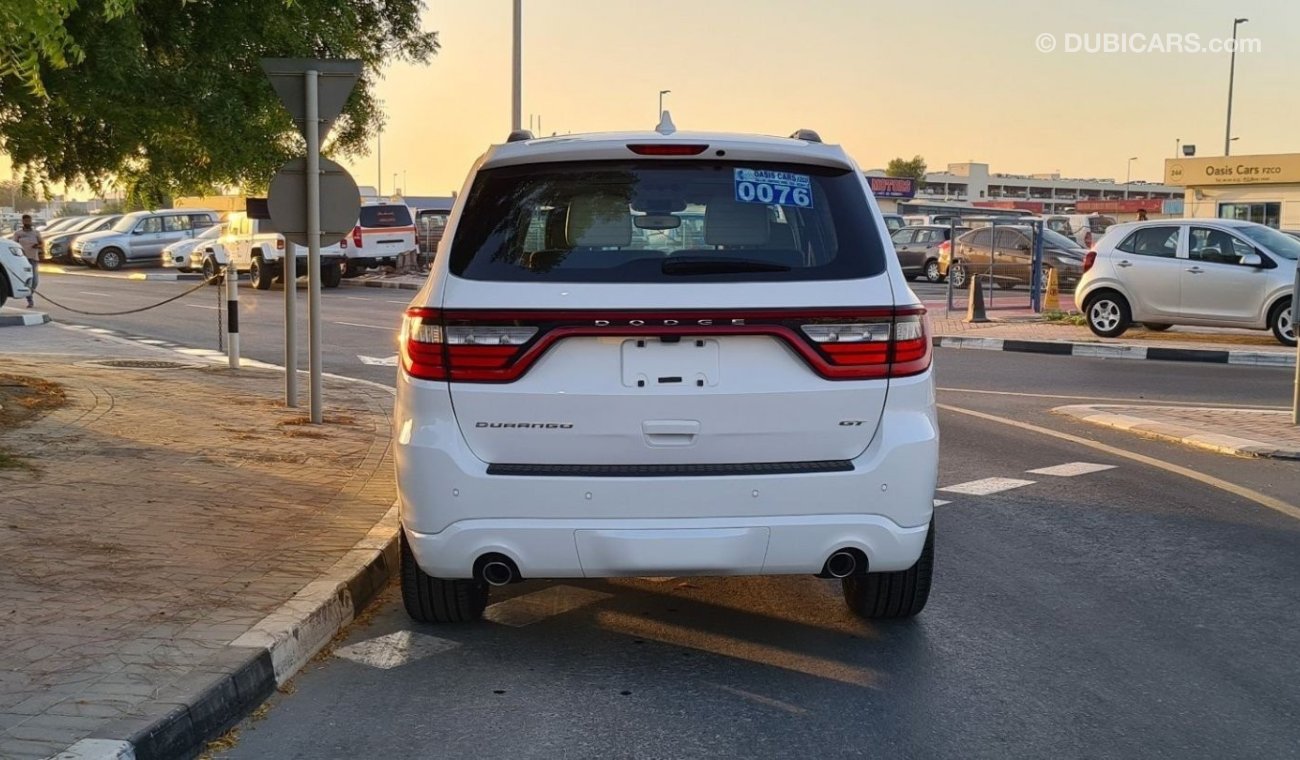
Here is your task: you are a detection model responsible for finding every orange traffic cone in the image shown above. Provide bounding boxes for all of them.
[1044,266,1061,312]
[964,275,989,323]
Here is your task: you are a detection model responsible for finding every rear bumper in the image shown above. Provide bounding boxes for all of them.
[395,370,938,579]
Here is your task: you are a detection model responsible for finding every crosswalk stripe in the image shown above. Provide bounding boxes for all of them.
[1027,462,1116,477]
[939,477,1035,496]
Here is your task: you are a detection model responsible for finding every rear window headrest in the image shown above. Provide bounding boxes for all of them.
[566,196,632,248]
[705,198,770,246]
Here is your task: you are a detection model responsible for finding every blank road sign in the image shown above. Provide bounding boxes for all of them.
[266,157,361,249]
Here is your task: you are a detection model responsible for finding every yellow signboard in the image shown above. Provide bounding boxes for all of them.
[1165,153,1300,186]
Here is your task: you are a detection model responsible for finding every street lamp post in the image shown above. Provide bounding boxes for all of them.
[658,89,671,118]
[1225,17,1248,156]
[1126,156,1137,185]
[1175,138,1180,158]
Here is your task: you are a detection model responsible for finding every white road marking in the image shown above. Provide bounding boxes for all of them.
[333,630,460,670]
[484,585,612,628]
[639,577,678,583]
[186,303,219,310]
[937,387,1289,411]
[77,290,115,297]
[333,321,395,331]
[939,403,1300,522]
[1027,462,1116,477]
[933,499,951,507]
[939,477,1036,496]
[176,348,224,356]
[357,354,398,366]
[387,300,410,305]
[704,682,809,715]
[86,328,115,334]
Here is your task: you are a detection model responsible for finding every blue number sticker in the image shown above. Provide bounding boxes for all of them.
[734,169,813,208]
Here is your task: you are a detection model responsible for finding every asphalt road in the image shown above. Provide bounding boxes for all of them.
[33,269,412,386]
[32,268,1300,759]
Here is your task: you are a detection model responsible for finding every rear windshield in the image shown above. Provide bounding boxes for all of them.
[359,205,412,228]
[449,160,886,283]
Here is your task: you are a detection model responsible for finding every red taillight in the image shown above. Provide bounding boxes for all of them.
[937,241,951,255]
[352,226,363,248]
[276,237,285,250]
[1083,250,1097,272]
[402,308,931,383]
[626,144,709,156]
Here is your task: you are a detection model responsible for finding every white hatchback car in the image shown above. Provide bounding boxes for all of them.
[394,123,939,623]
[1077,219,1297,345]
[0,239,34,308]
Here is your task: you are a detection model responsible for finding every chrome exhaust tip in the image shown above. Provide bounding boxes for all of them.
[825,551,857,579]
[480,559,516,587]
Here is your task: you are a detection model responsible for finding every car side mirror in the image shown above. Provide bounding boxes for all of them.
[1239,252,1263,267]
[132,228,145,235]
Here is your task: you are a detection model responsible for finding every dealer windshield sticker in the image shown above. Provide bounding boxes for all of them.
[734,169,813,208]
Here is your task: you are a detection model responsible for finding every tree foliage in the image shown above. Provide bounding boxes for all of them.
[0,0,437,206]
[885,155,928,181]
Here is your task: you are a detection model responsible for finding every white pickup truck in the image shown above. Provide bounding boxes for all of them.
[200,212,345,289]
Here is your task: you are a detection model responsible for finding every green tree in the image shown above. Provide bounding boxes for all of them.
[886,155,928,181]
[0,0,437,206]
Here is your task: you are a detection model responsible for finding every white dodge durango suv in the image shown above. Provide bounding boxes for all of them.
[395,122,939,623]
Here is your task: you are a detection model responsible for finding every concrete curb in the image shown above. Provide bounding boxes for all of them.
[934,335,1295,368]
[1054,404,1300,460]
[340,278,421,291]
[0,311,51,327]
[58,505,401,760]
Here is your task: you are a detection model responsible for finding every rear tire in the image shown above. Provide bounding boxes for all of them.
[250,257,272,290]
[400,529,489,624]
[1270,298,1295,347]
[1084,291,1131,338]
[948,261,968,290]
[1142,323,1173,332]
[842,520,934,619]
[322,260,342,288]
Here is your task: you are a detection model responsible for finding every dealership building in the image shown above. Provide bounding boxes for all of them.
[1164,153,1300,229]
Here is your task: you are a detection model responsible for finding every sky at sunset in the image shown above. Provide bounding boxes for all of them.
[6,0,1300,199]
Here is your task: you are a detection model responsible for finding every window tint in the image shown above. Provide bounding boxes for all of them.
[968,229,992,247]
[994,229,1025,250]
[190,214,215,229]
[1047,219,1073,235]
[891,229,914,245]
[1189,227,1254,265]
[449,160,886,283]
[1089,216,1116,233]
[163,215,191,233]
[1239,224,1300,260]
[135,216,163,234]
[359,205,413,228]
[1116,226,1179,257]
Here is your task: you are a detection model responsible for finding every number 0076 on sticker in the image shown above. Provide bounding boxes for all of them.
[734,168,813,208]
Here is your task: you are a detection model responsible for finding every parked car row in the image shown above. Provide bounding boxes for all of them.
[889,223,1087,290]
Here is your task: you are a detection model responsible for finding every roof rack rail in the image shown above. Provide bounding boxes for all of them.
[506,129,535,143]
[789,129,822,143]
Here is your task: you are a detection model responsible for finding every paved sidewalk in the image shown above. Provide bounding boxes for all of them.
[0,355,396,759]
[930,316,1296,367]
[1055,404,1300,460]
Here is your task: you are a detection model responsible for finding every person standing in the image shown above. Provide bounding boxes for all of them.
[11,214,42,307]
[1136,209,1149,222]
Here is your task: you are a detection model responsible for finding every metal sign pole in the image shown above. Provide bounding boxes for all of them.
[1291,264,1298,425]
[1031,220,1044,313]
[306,69,324,424]
[284,240,298,407]
[226,263,240,368]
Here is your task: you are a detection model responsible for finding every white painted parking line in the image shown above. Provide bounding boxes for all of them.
[484,585,612,628]
[135,339,167,345]
[87,328,114,334]
[176,348,223,356]
[77,291,115,297]
[333,321,395,331]
[333,630,460,669]
[186,303,218,310]
[1027,462,1116,477]
[939,477,1035,496]
[933,499,951,507]
[639,577,677,583]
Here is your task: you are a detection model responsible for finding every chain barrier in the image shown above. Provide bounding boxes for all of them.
[32,272,220,317]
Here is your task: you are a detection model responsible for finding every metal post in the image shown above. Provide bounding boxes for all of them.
[1030,221,1044,313]
[1225,18,1247,156]
[987,220,997,309]
[306,69,324,424]
[284,240,298,407]
[945,219,957,317]
[1291,263,1299,425]
[512,0,522,131]
[225,263,240,369]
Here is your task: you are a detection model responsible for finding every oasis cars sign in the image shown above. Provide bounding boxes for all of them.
[867,176,916,198]
[1164,153,1300,186]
